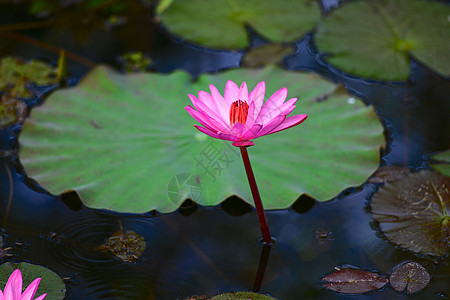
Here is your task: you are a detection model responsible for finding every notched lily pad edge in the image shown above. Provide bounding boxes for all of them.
[56,184,378,216]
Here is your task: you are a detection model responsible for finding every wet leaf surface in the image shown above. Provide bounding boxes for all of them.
[0,262,66,300]
[371,170,450,256]
[19,66,383,213]
[322,267,388,294]
[241,44,295,68]
[368,165,411,183]
[431,150,450,177]
[389,261,430,294]
[315,0,450,80]
[95,230,146,262]
[0,56,57,98]
[158,0,320,49]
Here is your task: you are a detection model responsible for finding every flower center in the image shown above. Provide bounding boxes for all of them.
[229,100,249,126]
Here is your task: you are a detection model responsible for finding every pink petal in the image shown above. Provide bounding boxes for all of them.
[242,124,263,139]
[209,84,224,103]
[279,98,297,113]
[0,290,4,298]
[255,87,288,125]
[266,114,308,135]
[194,125,240,142]
[21,278,41,300]
[194,125,223,140]
[224,80,239,106]
[198,91,230,126]
[34,294,47,300]
[232,140,255,147]
[231,122,246,137]
[218,132,240,141]
[238,82,248,102]
[4,269,22,300]
[249,81,265,116]
[245,101,256,128]
[255,114,286,138]
[185,106,227,133]
[190,93,229,130]
[209,84,231,125]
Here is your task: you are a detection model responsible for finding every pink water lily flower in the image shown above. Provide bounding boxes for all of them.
[0,269,47,300]
[185,80,307,147]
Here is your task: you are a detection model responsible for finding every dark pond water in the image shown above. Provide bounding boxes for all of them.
[0,1,449,299]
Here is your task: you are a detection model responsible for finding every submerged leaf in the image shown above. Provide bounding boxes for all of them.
[389,261,430,294]
[322,267,388,294]
[368,165,411,183]
[158,0,320,49]
[315,0,450,80]
[371,170,450,256]
[95,230,146,262]
[19,65,383,213]
[0,262,66,300]
[431,150,450,177]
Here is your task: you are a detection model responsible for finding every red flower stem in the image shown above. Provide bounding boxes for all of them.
[239,146,272,245]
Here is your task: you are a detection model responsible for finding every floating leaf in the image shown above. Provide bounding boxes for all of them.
[371,170,450,256]
[19,65,383,213]
[0,56,57,98]
[158,0,320,49]
[210,292,277,300]
[0,262,66,300]
[368,165,411,183]
[315,0,450,80]
[95,230,146,262]
[322,267,388,294]
[242,43,295,68]
[389,261,430,294]
[431,150,450,177]
[184,292,276,300]
[0,94,27,128]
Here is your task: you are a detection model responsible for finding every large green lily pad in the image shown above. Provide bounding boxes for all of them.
[315,0,450,81]
[158,0,321,49]
[0,262,66,300]
[371,170,450,256]
[19,65,383,213]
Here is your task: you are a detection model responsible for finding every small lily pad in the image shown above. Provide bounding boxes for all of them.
[158,0,320,49]
[0,56,57,98]
[210,292,277,300]
[19,65,383,213]
[0,94,27,128]
[315,0,450,80]
[95,230,146,262]
[0,262,66,300]
[371,170,450,256]
[390,261,430,294]
[322,267,388,294]
[431,150,450,177]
